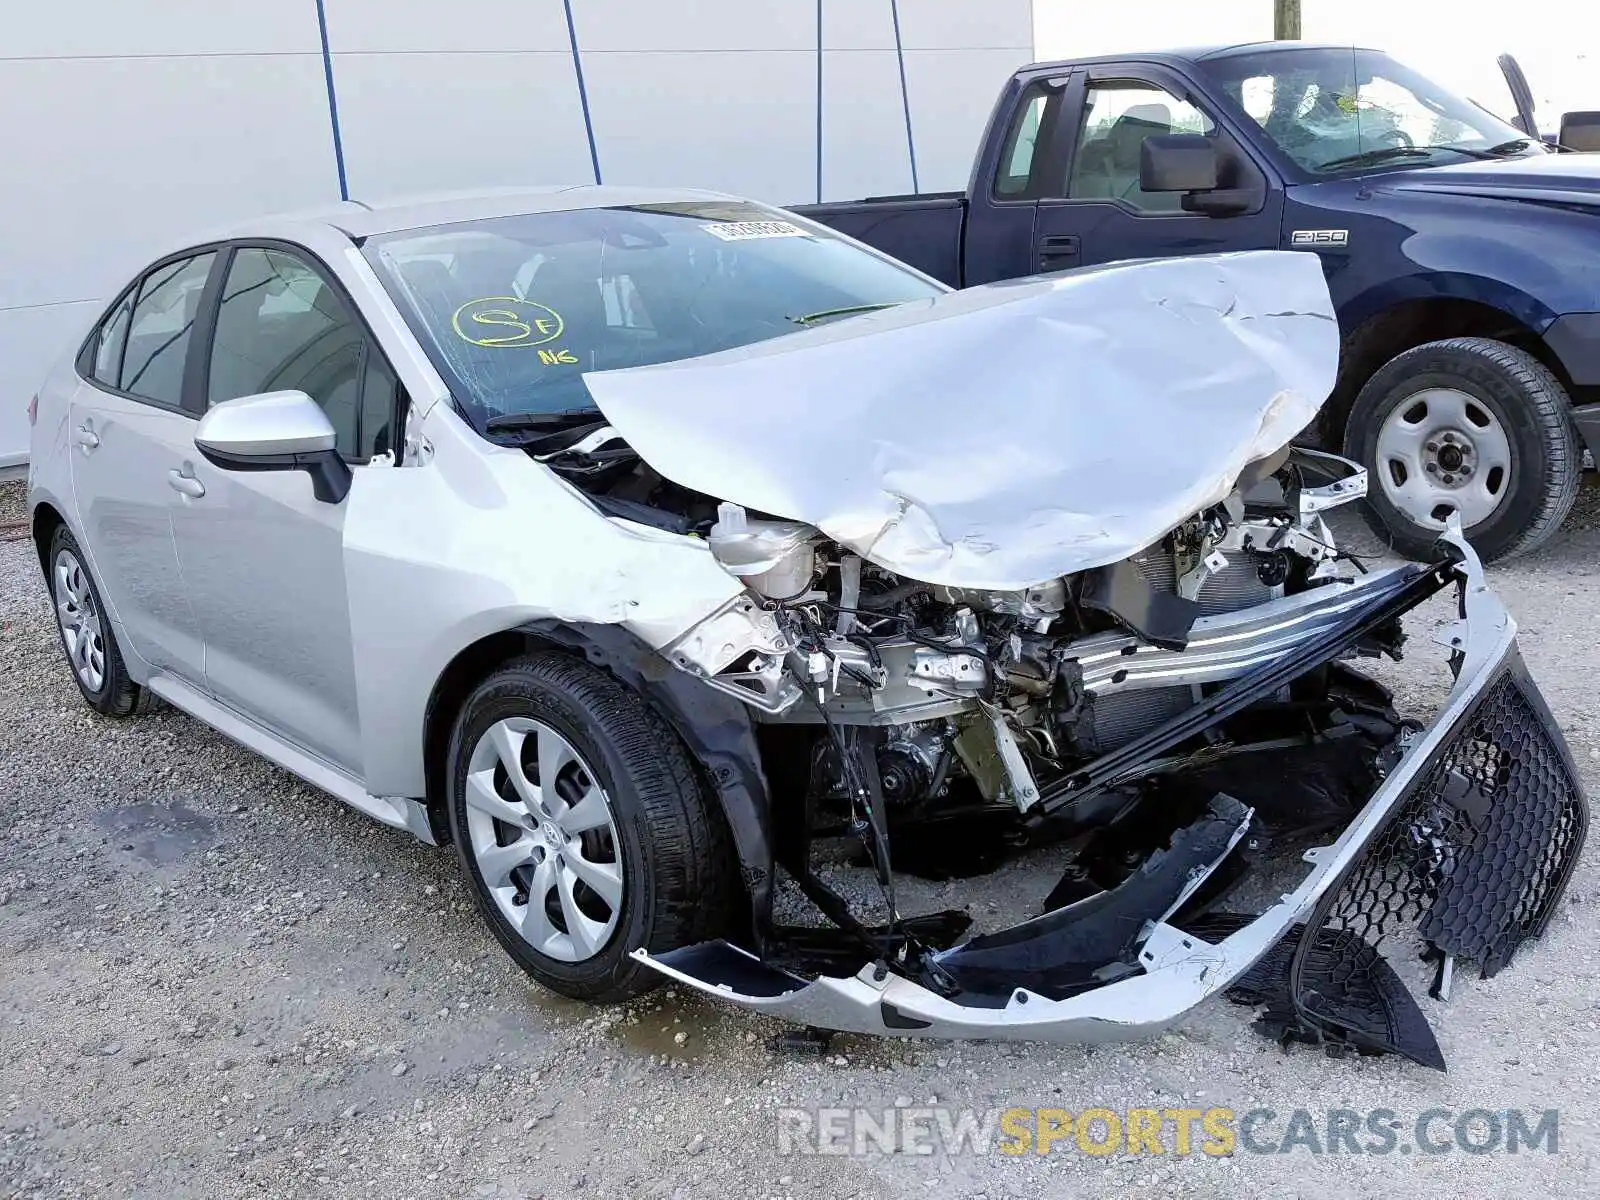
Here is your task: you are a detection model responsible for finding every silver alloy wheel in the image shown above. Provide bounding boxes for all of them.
[53,548,105,693]
[464,717,624,963]
[1375,387,1513,530]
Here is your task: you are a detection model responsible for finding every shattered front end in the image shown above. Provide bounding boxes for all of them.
[633,530,1586,1063]
[559,250,1584,1063]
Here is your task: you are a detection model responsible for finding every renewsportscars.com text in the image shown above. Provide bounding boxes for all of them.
[776,1106,1560,1158]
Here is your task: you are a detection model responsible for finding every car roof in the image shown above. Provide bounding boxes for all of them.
[212,184,748,245]
[1026,40,1383,73]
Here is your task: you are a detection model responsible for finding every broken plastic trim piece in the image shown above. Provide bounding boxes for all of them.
[1206,914,1447,1071]
[1078,558,1201,650]
[1264,652,1589,1065]
[927,794,1252,1004]
[630,526,1551,1044]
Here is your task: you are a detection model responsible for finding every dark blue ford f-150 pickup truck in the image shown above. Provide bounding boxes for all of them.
[797,42,1600,561]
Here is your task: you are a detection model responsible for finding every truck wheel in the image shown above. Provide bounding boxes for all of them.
[445,653,732,1004]
[1344,337,1580,562]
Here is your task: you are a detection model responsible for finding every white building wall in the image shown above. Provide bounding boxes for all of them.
[0,0,1033,465]
[821,3,913,199]
[574,2,821,205]
[0,0,337,466]
[322,1,595,200]
[899,0,1036,193]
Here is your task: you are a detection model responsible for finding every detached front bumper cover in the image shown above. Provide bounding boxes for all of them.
[634,528,1587,1049]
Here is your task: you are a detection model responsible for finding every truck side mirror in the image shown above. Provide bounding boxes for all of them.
[1558,111,1600,152]
[1140,135,1219,192]
[1140,134,1251,217]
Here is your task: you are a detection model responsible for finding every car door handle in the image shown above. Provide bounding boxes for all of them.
[74,424,100,451]
[1037,233,1082,268]
[167,469,205,499]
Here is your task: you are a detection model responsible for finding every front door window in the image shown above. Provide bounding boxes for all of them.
[207,248,391,461]
[1067,82,1215,211]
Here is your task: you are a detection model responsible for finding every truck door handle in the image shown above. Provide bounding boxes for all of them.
[74,423,100,451]
[1037,233,1081,267]
[167,469,205,499]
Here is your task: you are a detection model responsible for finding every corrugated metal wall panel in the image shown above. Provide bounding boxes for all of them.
[0,0,1034,463]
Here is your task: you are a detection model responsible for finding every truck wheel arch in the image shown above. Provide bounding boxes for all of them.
[1318,292,1573,447]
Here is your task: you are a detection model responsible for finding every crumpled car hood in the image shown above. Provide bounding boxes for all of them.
[583,250,1339,590]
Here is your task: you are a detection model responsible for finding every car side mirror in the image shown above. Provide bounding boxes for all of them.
[1558,111,1600,152]
[194,390,352,504]
[1140,134,1219,192]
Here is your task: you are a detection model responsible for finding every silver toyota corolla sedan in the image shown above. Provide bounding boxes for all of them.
[25,188,1585,1063]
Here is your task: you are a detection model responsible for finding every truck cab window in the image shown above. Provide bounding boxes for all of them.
[1067,82,1215,211]
[995,88,1051,197]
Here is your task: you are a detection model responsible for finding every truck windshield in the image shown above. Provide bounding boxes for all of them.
[363,201,942,430]
[1198,47,1540,176]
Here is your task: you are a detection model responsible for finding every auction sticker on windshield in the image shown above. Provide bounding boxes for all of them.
[700,221,812,241]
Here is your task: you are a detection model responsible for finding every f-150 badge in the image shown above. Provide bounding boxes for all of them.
[1290,229,1350,247]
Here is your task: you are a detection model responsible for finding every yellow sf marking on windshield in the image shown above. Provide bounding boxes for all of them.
[451,297,565,348]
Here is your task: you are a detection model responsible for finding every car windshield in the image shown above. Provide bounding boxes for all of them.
[363,200,942,430]
[1198,46,1540,176]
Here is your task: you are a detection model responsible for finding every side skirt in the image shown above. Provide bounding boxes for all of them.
[145,673,437,845]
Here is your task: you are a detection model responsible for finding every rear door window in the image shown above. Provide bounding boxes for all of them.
[995,88,1051,196]
[90,290,134,388]
[110,253,216,408]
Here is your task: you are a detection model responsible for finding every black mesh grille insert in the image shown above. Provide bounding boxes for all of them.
[1284,658,1588,1056]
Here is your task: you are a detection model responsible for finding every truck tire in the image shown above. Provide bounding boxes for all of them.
[1344,337,1580,562]
[445,653,732,1004]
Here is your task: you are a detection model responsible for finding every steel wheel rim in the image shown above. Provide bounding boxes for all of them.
[464,717,624,963]
[1375,387,1513,530]
[53,548,105,693]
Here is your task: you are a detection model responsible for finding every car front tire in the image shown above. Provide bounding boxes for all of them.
[445,653,732,1004]
[1345,336,1580,562]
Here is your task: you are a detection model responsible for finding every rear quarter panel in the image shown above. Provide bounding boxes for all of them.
[26,353,89,570]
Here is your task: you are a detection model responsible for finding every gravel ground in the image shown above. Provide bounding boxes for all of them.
[3,476,1599,1199]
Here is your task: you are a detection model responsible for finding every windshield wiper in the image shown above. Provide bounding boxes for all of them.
[1485,138,1537,155]
[1315,143,1498,172]
[484,407,602,434]
[788,302,900,326]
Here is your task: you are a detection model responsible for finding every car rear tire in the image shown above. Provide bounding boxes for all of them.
[1344,337,1580,562]
[445,652,732,1004]
[47,525,155,717]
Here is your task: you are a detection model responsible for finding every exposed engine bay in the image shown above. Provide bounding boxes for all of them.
[536,415,1382,869]
[679,445,1374,843]
[505,252,1588,1064]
